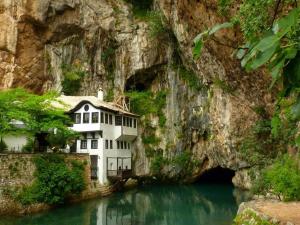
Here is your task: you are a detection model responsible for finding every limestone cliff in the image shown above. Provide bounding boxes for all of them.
[0,0,275,188]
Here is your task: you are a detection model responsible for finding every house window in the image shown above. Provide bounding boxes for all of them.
[120,141,123,149]
[129,118,132,127]
[99,131,103,138]
[109,114,113,125]
[134,119,137,128]
[101,112,104,123]
[83,113,90,123]
[84,104,89,111]
[128,143,130,149]
[91,140,98,149]
[91,132,96,139]
[105,140,109,149]
[110,140,113,149]
[92,112,99,123]
[81,140,87,149]
[123,117,126,126]
[105,113,108,124]
[117,141,120,149]
[124,142,127,149]
[74,113,81,124]
[127,118,130,127]
[115,116,122,126]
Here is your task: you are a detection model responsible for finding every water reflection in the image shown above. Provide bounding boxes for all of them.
[0,184,248,225]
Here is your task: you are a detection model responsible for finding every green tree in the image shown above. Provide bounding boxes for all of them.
[0,88,76,151]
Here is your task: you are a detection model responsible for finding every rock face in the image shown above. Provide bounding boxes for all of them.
[235,200,300,225]
[0,0,274,188]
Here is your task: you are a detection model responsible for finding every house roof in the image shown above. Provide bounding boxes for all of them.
[53,95,139,117]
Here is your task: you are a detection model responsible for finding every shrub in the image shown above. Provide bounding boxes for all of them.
[253,154,300,201]
[22,138,34,153]
[17,154,86,205]
[151,154,169,174]
[0,138,8,152]
[61,64,86,95]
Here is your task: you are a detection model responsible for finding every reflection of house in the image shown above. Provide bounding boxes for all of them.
[57,89,138,184]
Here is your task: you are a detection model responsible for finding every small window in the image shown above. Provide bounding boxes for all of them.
[91,140,98,149]
[99,131,103,138]
[129,118,132,127]
[128,143,130,149]
[105,113,108,124]
[109,114,113,125]
[120,141,123,149]
[123,117,126,126]
[91,132,96,139]
[83,113,90,123]
[92,112,99,123]
[115,116,122,126]
[117,141,120,149]
[124,142,127,149]
[74,113,81,124]
[81,140,87,149]
[110,140,113,149]
[84,104,89,111]
[134,119,137,128]
[101,112,104,123]
[105,140,109,149]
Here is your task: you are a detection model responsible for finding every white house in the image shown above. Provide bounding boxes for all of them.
[57,90,138,185]
[1,120,30,152]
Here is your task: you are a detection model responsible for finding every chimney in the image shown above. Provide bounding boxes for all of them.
[97,88,104,101]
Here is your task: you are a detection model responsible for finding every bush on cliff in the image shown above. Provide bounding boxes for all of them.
[17,154,86,205]
[253,154,300,201]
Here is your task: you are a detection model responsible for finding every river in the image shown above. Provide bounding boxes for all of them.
[0,183,248,225]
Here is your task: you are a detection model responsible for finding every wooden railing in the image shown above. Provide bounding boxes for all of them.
[107,169,132,180]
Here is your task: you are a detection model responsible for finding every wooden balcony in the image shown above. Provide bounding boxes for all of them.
[107,169,132,181]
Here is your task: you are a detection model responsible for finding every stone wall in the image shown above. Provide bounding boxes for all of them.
[0,153,116,215]
[0,153,91,191]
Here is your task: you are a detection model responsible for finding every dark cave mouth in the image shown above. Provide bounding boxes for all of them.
[196,167,235,185]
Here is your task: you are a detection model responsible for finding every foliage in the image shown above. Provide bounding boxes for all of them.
[176,65,204,91]
[22,137,35,153]
[104,88,114,102]
[217,0,232,15]
[151,153,169,174]
[233,209,277,225]
[124,0,153,19]
[0,89,74,145]
[0,138,7,152]
[147,11,167,38]
[193,22,233,58]
[212,77,235,93]
[239,114,297,167]
[17,155,86,205]
[61,63,86,95]
[252,154,300,201]
[126,90,167,128]
[46,130,78,151]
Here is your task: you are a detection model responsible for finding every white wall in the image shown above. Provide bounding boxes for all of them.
[3,134,28,152]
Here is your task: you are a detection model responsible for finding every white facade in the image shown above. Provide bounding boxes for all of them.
[2,134,29,152]
[68,101,138,185]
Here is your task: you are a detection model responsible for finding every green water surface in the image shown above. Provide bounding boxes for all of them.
[0,184,247,225]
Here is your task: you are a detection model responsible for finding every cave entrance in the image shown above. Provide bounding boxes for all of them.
[196,166,235,184]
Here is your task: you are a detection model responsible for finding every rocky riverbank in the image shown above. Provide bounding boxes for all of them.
[235,200,300,225]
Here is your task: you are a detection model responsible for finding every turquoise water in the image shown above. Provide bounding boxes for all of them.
[0,184,247,225]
